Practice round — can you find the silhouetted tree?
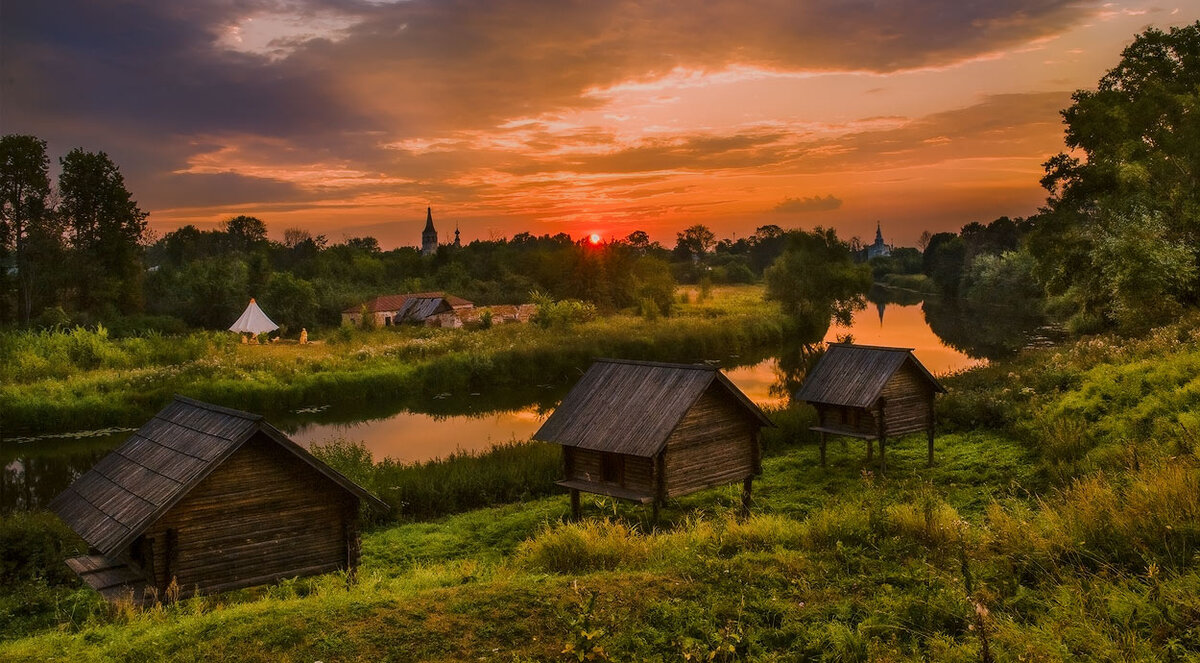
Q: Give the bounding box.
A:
[58,148,148,315]
[674,224,716,261]
[0,135,54,324]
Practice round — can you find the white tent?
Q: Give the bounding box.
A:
[229,298,279,335]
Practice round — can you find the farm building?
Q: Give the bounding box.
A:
[426,303,537,329]
[50,396,386,603]
[534,359,773,519]
[341,292,473,327]
[795,343,945,473]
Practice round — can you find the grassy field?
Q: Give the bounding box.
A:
[2,312,1199,660]
[0,286,786,435]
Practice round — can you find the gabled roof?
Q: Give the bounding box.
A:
[395,295,452,321]
[344,292,473,314]
[533,359,772,457]
[50,396,387,557]
[794,343,945,409]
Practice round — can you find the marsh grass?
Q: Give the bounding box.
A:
[311,437,562,520]
[1,286,788,433]
[6,301,1200,660]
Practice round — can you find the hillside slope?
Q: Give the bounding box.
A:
[3,317,1199,661]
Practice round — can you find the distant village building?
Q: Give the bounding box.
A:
[535,359,773,520]
[422,207,438,255]
[426,303,537,329]
[454,224,462,248]
[51,396,386,603]
[866,222,892,259]
[795,343,944,474]
[342,292,474,327]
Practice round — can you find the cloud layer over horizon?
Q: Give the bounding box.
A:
[4,0,1195,247]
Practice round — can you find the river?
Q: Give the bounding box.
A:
[0,293,1013,511]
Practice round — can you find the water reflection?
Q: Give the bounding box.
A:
[287,408,550,464]
[2,286,1050,511]
[835,299,986,375]
[2,434,125,512]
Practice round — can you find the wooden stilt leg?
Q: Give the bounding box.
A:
[867,439,874,462]
[927,428,935,467]
[741,477,753,518]
[570,488,580,520]
[651,498,660,525]
[879,436,887,476]
[819,432,827,467]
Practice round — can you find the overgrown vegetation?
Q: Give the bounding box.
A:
[4,310,1200,659]
[0,286,787,434]
[4,20,1200,662]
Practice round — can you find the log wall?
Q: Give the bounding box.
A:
[881,364,935,436]
[134,434,358,597]
[663,388,758,498]
[816,404,880,437]
[564,447,654,494]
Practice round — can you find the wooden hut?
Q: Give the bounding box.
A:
[50,396,387,603]
[341,292,473,327]
[795,343,945,474]
[534,359,773,519]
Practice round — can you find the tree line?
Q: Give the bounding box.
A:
[0,138,146,326]
[0,148,805,334]
[3,21,1197,337]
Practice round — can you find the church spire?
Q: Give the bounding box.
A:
[454,223,461,248]
[421,207,438,255]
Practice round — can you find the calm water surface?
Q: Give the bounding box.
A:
[287,300,982,461]
[1,297,994,510]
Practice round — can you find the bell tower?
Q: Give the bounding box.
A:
[421,207,438,255]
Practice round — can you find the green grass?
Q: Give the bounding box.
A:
[4,306,1200,660]
[0,286,787,434]
[311,437,563,521]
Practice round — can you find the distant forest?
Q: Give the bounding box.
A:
[2,22,1198,337]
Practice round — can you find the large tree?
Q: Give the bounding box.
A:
[764,228,872,341]
[58,148,148,314]
[1030,21,1200,332]
[0,135,54,324]
[674,224,716,262]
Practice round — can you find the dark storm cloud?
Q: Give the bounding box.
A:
[138,172,307,209]
[774,194,843,213]
[1,0,1097,211]
[2,1,370,139]
[312,0,1098,132]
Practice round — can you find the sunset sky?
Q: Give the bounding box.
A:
[4,1,1198,249]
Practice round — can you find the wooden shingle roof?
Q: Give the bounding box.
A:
[533,359,772,457]
[50,396,386,557]
[794,343,945,408]
[344,292,472,314]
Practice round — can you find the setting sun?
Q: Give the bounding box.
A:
[589,233,602,245]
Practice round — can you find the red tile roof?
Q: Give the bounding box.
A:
[344,292,473,314]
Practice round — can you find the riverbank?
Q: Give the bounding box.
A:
[3,313,1198,659]
[0,286,787,435]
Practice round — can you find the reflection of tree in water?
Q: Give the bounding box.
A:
[921,296,1047,360]
[768,314,833,401]
[1,438,119,512]
[868,283,926,308]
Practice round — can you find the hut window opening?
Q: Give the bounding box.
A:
[601,454,623,485]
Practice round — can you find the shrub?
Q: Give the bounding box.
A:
[516,520,652,573]
[530,292,597,329]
